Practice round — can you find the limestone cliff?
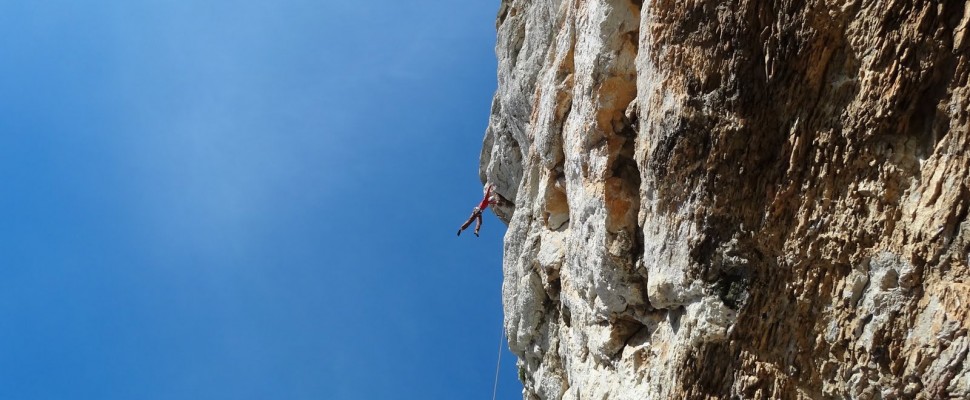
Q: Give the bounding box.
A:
[480,0,970,398]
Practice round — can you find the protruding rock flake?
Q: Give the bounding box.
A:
[482,0,970,399]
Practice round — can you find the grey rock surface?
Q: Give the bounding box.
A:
[482,0,970,399]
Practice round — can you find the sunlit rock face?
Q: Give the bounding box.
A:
[480,0,970,398]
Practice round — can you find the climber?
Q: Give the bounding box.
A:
[457,183,498,237]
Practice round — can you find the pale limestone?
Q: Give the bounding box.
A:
[482,0,970,398]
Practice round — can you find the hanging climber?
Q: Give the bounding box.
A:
[457,183,498,237]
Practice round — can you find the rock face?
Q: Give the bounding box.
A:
[480,0,970,398]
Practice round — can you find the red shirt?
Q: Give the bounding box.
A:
[477,186,494,210]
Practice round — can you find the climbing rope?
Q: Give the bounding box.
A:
[491,326,504,400]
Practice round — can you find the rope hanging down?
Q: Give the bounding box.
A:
[491,327,504,400]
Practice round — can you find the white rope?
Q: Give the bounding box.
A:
[491,326,505,400]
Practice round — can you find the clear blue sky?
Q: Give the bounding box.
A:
[0,1,520,399]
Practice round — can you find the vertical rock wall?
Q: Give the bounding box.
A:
[481,0,970,398]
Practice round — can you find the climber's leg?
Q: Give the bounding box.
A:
[474,212,483,236]
[458,208,481,236]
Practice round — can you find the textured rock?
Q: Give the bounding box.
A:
[481,0,970,398]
